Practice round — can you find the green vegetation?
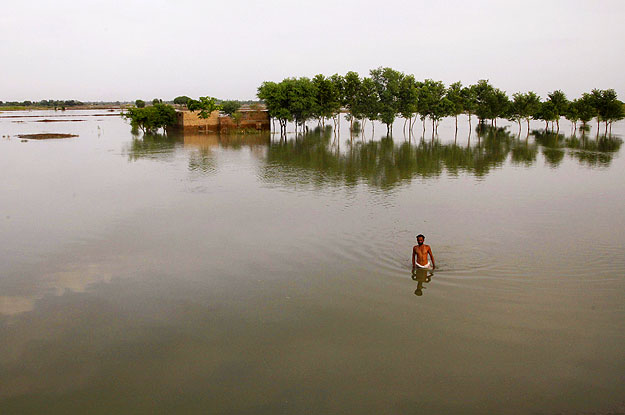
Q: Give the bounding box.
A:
[135,99,146,108]
[259,126,622,189]
[257,68,623,137]
[0,99,83,110]
[186,96,222,119]
[221,100,242,116]
[173,95,191,106]
[122,103,177,134]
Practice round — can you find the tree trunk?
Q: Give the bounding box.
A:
[556,118,560,133]
[455,115,458,131]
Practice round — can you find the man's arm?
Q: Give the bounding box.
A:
[412,246,416,268]
[428,247,435,269]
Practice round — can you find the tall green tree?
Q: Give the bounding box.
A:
[590,89,621,134]
[417,79,446,134]
[535,100,557,130]
[370,67,403,134]
[606,100,624,134]
[312,74,341,128]
[354,77,380,136]
[575,93,597,130]
[398,74,418,134]
[284,77,317,133]
[342,71,361,132]
[135,99,146,108]
[329,73,345,131]
[258,81,291,135]
[460,85,477,132]
[473,80,496,123]
[446,81,464,132]
[547,90,569,132]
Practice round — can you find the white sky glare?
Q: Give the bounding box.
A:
[1,0,624,102]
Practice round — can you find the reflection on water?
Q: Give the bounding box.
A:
[411,268,434,297]
[2,112,625,415]
[258,125,622,189]
[121,126,623,187]
[533,130,623,168]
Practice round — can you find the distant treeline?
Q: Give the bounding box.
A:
[257,68,625,136]
[0,99,84,109]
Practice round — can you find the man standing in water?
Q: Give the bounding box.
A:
[412,234,435,270]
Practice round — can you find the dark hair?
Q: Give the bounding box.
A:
[416,234,425,239]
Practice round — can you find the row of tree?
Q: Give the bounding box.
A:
[0,99,84,108]
[257,68,625,136]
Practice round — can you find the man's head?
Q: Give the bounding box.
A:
[416,234,425,245]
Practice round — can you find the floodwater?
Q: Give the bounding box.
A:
[1,110,624,415]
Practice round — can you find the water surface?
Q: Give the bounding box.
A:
[1,111,624,414]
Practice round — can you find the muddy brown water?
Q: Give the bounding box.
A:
[1,110,624,414]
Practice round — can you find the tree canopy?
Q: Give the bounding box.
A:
[256,68,622,136]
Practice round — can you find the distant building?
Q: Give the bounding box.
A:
[175,107,270,132]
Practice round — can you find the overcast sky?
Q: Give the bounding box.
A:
[1,0,624,102]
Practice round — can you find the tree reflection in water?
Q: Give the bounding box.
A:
[123,126,622,186]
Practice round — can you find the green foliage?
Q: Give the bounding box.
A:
[152,98,162,105]
[312,74,341,122]
[473,80,496,122]
[535,100,557,126]
[221,100,242,116]
[0,99,84,108]
[417,79,446,121]
[123,103,177,134]
[135,99,146,108]
[343,71,362,119]
[446,82,465,118]
[258,81,292,123]
[173,96,191,106]
[547,90,569,120]
[355,77,380,123]
[231,111,243,127]
[187,96,222,119]
[575,93,598,126]
[370,67,403,129]
[460,85,477,118]
[398,74,418,119]
[255,69,621,135]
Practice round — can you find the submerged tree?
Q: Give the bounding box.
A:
[123,103,177,134]
[312,74,341,128]
[547,90,569,132]
[398,74,418,134]
[461,85,477,132]
[354,77,380,135]
[446,82,464,132]
[343,71,362,132]
[370,67,403,134]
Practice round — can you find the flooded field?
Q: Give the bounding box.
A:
[1,110,624,414]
